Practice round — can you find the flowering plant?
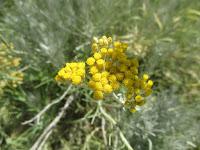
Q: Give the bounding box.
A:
[55,36,153,112]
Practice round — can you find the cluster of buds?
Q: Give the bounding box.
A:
[0,42,23,95]
[55,62,85,85]
[55,36,153,112]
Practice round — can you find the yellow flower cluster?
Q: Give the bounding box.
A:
[55,35,153,112]
[85,36,153,112]
[0,42,24,96]
[55,62,85,85]
[124,73,154,112]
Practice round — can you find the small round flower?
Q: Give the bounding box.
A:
[108,74,117,82]
[147,80,153,88]
[100,48,107,55]
[101,71,109,77]
[98,39,104,46]
[88,80,96,88]
[92,43,98,52]
[108,37,112,43]
[90,66,98,74]
[110,81,120,90]
[114,41,121,48]
[103,39,108,46]
[93,90,104,100]
[123,78,133,86]
[86,57,95,66]
[101,77,108,85]
[72,75,82,85]
[135,95,143,103]
[107,48,113,55]
[134,89,140,95]
[103,84,113,93]
[94,52,102,60]
[143,74,149,81]
[96,59,105,67]
[92,73,101,81]
[94,82,103,91]
[130,107,136,113]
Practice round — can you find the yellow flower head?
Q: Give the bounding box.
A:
[86,57,95,66]
[55,62,85,85]
[93,90,104,100]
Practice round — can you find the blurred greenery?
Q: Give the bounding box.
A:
[0,0,200,150]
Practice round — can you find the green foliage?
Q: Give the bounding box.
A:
[0,0,200,150]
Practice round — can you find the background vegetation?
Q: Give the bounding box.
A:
[0,0,200,150]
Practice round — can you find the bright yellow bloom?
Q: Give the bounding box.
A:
[92,73,101,81]
[100,48,107,55]
[86,57,95,66]
[103,84,113,93]
[107,37,112,43]
[55,62,85,85]
[92,43,98,52]
[143,74,149,81]
[98,39,104,46]
[130,107,137,113]
[72,75,82,85]
[101,77,108,85]
[110,81,120,90]
[93,90,104,100]
[96,59,105,67]
[147,80,153,88]
[135,95,143,103]
[101,71,109,77]
[94,82,103,91]
[90,66,99,74]
[94,52,102,60]
[107,48,113,55]
[88,80,96,88]
[108,74,117,82]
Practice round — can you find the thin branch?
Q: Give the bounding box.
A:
[119,130,134,150]
[22,84,72,125]
[98,102,134,150]
[30,95,74,150]
[37,130,52,150]
[82,128,99,150]
[148,138,153,150]
[113,131,118,150]
[99,102,116,125]
[91,104,100,124]
[101,118,107,146]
